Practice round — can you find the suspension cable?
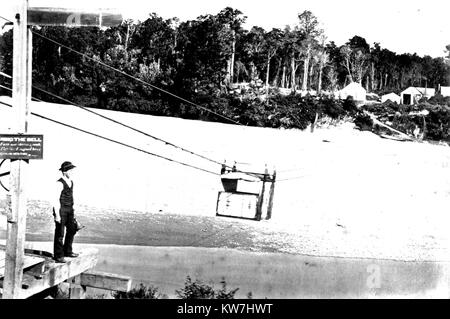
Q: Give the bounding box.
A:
[2,79,270,179]
[0,99,220,176]
[2,72,260,176]
[0,83,44,103]
[0,16,272,177]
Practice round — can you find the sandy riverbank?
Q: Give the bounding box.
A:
[1,240,447,299]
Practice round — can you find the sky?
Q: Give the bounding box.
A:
[0,0,449,58]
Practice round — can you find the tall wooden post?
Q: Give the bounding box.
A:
[256,166,268,221]
[3,0,31,299]
[266,169,276,220]
[69,275,87,299]
[0,3,122,300]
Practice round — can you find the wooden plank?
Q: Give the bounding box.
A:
[69,284,87,299]
[255,168,269,221]
[216,192,259,220]
[0,244,54,258]
[24,262,46,280]
[75,270,132,292]
[27,7,123,27]
[266,170,276,220]
[363,111,414,140]
[0,251,46,278]
[12,248,98,299]
[69,275,86,299]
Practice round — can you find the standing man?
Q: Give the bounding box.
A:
[53,161,79,263]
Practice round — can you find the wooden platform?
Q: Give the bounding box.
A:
[0,246,98,298]
[0,250,46,279]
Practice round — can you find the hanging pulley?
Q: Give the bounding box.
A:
[0,159,10,192]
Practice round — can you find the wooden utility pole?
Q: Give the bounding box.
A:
[255,166,269,221]
[266,170,276,220]
[3,0,31,299]
[1,2,122,299]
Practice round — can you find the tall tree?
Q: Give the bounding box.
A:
[132,14,175,69]
[281,26,302,92]
[242,26,266,82]
[325,41,346,89]
[296,11,322,91]
[369,42,382,92]
[262,28,283,93]
[315,40,329,95]
[217,7,247,85]
[176,15,231,94]
[340,36,370,85]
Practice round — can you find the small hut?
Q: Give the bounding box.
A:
[439,86,450,97]
[338,82,366,102]
[381,92,401,104]
[400,87,435,105]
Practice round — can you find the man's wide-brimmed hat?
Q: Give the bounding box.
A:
[59,161,76,172]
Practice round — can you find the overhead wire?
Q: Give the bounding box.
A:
[3,16,449,264]
[2,13,284,251]
[0,90,244,246]
[0,13,241,125]
[2,85,272,248]
[2,70,222,167]
[0,98,220,176]
[0,83,43,103]
[276,166,306,173]
[36,85,226,166]
[276,175,309,182]
[0,17,290,178]
[23,32,271,175]
[1,71,264,177]
[0,18,354,255]
[21,17,280,177]
[0,21,266,178]
[0,15,281,249]
[0,83,13,92]
[33,32,242,126]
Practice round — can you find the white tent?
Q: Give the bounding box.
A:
[440,86,450,97]
[400,87,435,105]
[381,93,401,104]
[338,82,366,101]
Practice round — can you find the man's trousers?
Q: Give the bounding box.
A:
[53,207,77,259]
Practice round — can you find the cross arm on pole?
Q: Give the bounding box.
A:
[27,7,123,27]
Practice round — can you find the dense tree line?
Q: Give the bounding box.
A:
[0,7,449,121]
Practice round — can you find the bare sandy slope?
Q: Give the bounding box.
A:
[1,96,449,263]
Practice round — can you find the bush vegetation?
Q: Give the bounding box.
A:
[40,276,243,299]
[175,276,239,299]
[112,283,166,299]
[87,276,243,299]
[359,98,450,143]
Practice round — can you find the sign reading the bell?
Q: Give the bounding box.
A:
[27,7,123,27]
[0,134,43,159]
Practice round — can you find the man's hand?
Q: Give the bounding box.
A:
[53,207,61,223]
